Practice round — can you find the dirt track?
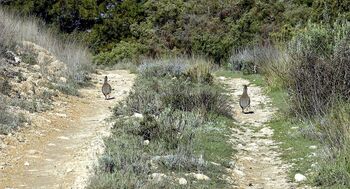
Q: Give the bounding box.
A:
[221,77,298,189]
[0,70,135,189]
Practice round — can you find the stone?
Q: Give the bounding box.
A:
[191,173,210,180]
[229,161,236,168]
[133,113,143,118]
[309,145,317,150]
[59,77,67,83]
[66,168,74,173]
[178,177,187,185]
[55,113,67,118]
[294,173,307,182]
[33,65,41,71]
[143,140,150,146]
[218,76,226,81]
[234,169,245,177]
[150,173,167,183]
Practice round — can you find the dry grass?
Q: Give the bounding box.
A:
[0,7,94,86]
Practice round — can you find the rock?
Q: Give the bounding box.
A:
[24,162,30,166]
[143,140,150,146]
[294,173,307,182]
[210,161,221,166]
[27,150,40,155]
[66,168,74,173]
[229,161,236,168]
[234,169,245,177]
[178,177,187,185]
[59,77,67,83]
[133,113,143,118]
[55,113,67,118]
[309,145,317,149]
[218,76,225,81]
[150,173,167,183]
[33,65,41,71]
[191,173,210,181]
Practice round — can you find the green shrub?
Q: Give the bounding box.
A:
[287,21,350,117]
[115,76,230,117]
[94,41,145,65]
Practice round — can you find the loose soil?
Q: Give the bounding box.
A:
[221,77,302,189]
[0,70,135,189]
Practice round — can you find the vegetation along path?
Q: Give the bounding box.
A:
[220,76,299,189]
[0,70,135,189]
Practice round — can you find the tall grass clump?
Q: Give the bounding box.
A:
[228,45,291,90]
[88,58,233,188]
[312,103,350,187]
[0,8,94,87]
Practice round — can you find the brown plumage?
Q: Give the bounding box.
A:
[102,76,112,100]
[239,85,250,113]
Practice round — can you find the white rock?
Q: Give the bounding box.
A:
[309,145,317,149]
[191,173,210,180]
[66,168,74,173]
[229,161,236,168]
[218,76,226,81]
[24,162,30,166]
[143,140,150,146]
[151,173,167,183]
[14,56,21,64]
[294,173,307,182]
[33,65,41,71]
[210,161,220,166]
[59,77,67,83]
[234,169,245,177]
[178,177,187,185]
[133,113,143,118]
[55,113,67,118]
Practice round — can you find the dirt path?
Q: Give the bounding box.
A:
[0,70,135,189]
[220,77,296,189]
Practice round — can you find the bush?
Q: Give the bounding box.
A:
[0,96,26,134]
[287,21,350,117]
[115,76,230,117]
[94,41,145,65]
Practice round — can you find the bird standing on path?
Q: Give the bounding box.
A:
[102,76,112,100]
[239,84,250,113]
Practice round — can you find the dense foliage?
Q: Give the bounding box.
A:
[2,0,349,64]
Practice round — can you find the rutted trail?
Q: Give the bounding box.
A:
[0,70,135,189]
[220,77,296,189]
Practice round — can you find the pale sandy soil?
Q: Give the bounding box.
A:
[220,76,311,189]
[0,70,135,189]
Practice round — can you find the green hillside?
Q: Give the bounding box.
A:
[2,0,349,64]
